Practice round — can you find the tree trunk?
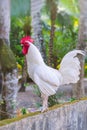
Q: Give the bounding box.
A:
[48,20,56,66]
[0,0,18,119]
[73,0,87,99]
[31,0,46,61]
[1,69,18,119]
[47,0,57,67]
[0,0,10,45]
[0,67,3,94]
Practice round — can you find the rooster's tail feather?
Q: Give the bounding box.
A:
[59,50,85,85]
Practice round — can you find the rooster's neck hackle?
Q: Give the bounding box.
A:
[26,44,44,65]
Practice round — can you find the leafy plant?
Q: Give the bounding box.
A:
[59,0,79,17]
[21,108,27,115]
[42,12,78,66]
[48,95,59,107]
[69,97,76,102]
[33,85,41,97]
[24,83,30,87]
[84,63,87,77]
[10,16,31,67]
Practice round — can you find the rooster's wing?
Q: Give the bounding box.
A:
[33,65,62,96]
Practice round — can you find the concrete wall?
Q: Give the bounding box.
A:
[0,100,87,130]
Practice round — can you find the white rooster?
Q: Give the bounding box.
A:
[20,36,84,112]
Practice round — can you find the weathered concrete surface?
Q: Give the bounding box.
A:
[0,100,87,130]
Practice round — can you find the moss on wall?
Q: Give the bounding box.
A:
[0,97,87,127]
[0,39,16,72]
[0,111,40,127]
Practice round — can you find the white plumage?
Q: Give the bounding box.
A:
[23,41,84,112]
[59,50,84,84]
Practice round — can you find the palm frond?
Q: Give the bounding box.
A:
[59,0,79,17]
[11,0,30,17]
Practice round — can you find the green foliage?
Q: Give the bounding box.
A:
[21,108,27,115]
[11,0,79,69]
[84,63,87,77]
[33,85,41,97]
[69,97,76,102]
[24,83,30,87]
[10,16,31,66]
[10,0,83,108]
[11,0,30,17]
[48,95,59,107]
[0,100,4,105]
[35,102,42,108]
[84,56,87,77]
[48,92,64,107]
[59,0,79,17]
[10,17,24,66]
[42,12,78,65]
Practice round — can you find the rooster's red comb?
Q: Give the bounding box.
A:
[20,36,34,44]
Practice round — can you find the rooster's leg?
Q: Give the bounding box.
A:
[41,93,48,112]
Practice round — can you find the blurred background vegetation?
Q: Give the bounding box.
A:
[10,0,87,77]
